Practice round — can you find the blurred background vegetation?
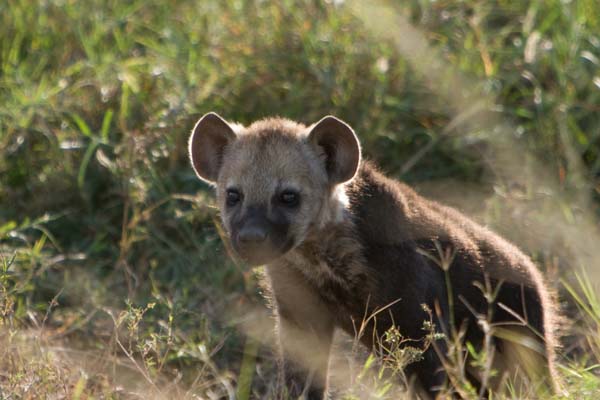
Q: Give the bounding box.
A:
[1,0,600,398]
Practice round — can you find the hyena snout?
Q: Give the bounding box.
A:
[230,206,293,265]
[238,223,267,244]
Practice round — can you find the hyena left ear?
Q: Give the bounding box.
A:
[189,112,236,184]
[308,116,361,184]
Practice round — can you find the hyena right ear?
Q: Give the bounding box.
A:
[189,112,236,184]
[308,116,361,184]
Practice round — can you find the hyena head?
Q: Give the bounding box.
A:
[189,112,361,265]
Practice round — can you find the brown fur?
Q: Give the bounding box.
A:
[189,113,560,399]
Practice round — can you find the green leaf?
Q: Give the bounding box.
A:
[100,109,114,141]
[71,113,93,138]
[77,139,99,190]
[0,221,17,237]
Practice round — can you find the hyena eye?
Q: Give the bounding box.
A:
[226,189,242,207]
[279,190,300,207]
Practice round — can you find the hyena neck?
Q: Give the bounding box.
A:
[291,183,355,255]
[315,183,351,228]
[281,190,373,296]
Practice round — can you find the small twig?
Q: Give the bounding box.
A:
[40,288,64,336]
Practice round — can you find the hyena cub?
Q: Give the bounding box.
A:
[189,113,559,398]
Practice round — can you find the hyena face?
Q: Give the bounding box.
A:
[189,113,360,265]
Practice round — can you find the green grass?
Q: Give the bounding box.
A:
[1,0,600,398]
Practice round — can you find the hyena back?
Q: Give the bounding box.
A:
[189,112,560,399]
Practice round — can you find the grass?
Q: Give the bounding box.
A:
[1,0,600,398]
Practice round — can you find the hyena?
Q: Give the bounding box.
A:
[188,113,560,399]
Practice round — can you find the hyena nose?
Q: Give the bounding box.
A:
[238,225,268,244]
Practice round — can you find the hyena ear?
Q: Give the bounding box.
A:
[189,112,236,184]
[307,116,361,184]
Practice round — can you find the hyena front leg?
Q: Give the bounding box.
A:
[277,314,334,400]
[268,265,334,400]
